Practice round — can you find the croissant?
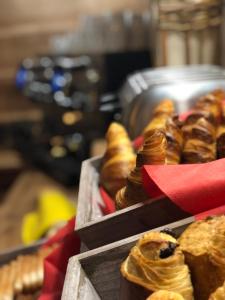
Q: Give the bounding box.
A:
[209,281,225,300]
[194,96,221,123]
[146,290,185,300]
[116,116,183,209]
[182,116,216,163]
[100,122,136,198]
[179,215,225,300]
[115,130,166,209]
[121,232,193,300]
[143,100,175,138]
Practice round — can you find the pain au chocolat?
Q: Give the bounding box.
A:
[100,122,136,198]
[179,215,225,300]
[182,92,222,163]
[116,116,183,210]
[121,231,193,300]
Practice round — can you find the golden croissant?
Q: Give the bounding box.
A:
[100,122,136,198]
[181,90,224,163]
[179,215,225,300]
[143,99,175,138]
[116,116,183,209]
[194,92,222,123]
[115,130,166,209]
[121,231,193,300]
[182,117,216,163]
[146,290,185,300]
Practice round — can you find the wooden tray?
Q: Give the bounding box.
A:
[63,217,194,300]
[76,156,190,250]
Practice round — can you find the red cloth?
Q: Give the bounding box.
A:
[142,158,225,215]
[39,218,80,300]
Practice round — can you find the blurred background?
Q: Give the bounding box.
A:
[0,0,224,251]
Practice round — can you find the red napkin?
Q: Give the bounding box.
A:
[142,158,225,215]
[39,217,80,300]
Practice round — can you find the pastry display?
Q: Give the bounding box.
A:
[0,245,56,300]
[100,122,136,198]
[179,215,225,300]
[121,231,193,300]
[116,116,183,209]
[98,89,225,211]
[146,290,185,300]
[121,215,225,300]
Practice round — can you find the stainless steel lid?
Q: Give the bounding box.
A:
[119,65,225,138]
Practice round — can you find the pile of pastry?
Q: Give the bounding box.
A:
[100,89,225,209]
[121,215,225,300]
[0,245,55,300]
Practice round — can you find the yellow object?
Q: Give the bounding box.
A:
[22,189,76,244]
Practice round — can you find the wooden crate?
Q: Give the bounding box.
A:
[76,156,190,250]
[63,217,194,300]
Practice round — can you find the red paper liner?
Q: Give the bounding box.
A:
[142,159,225,215]
[99,186,115,214]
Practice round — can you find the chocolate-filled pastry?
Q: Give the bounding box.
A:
[164,116,183,164]
[100,122,136,198]
[182,116,216,163]
[179,215,225,300]
[209,281,225,300]
[195,95,221,122]
[143,100,175,138]
[185,90,223,128]
[146,290,185,300]
[121,232,193,300]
